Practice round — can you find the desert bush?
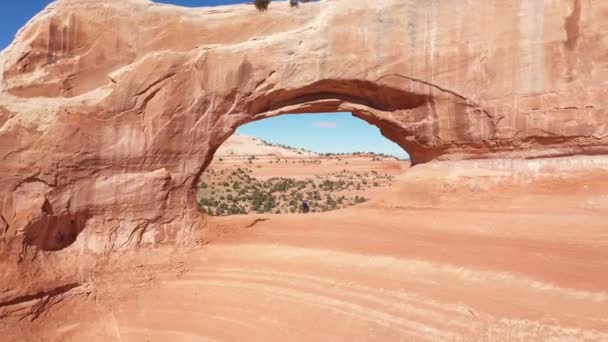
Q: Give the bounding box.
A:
[354,196,367,204]
[326,195,337,209]
[321,180,334,191]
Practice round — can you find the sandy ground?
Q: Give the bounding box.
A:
[38,207,608,341]
[4,157,608,341]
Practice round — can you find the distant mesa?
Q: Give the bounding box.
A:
[215,134,319,157]
[216,134,405,160]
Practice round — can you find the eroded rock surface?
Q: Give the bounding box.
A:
[0,0,607,334]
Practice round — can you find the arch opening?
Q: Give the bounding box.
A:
[227,77,467,167]
[196,112,410,217]
[190,77,448,194]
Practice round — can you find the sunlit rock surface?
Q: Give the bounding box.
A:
[0,0,607,340]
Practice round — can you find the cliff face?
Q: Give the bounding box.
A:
[0,0,607,258]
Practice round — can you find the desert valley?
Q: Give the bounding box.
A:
[198,134,409,215]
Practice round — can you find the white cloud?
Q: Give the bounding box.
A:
[311,121,337,129]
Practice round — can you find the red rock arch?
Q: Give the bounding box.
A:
[0,0,607,257]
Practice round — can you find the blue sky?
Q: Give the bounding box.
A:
[0,1,264,50]
[1,0,52,50]
[238,113,408,159]
[0,1,254,50]
[1,1,408,159]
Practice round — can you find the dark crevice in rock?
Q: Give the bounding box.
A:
[135,72,177,96]
[0,213,8,240]
[41,198,54,215]
[376,73,468,101]
[118,220,149,249]
[246,218,269,228]
[564,0,581,50]
[23,208,90,252]
[254,70,276,92]
[376,73,495,119]
[0,283,80,310]
[12,175,56,191]
[139,87,163,110]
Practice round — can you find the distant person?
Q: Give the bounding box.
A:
[302,199,310,214]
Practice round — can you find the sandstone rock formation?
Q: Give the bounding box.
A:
[0,0,607,331]
[3,155,608,341]
[214,133,318,157]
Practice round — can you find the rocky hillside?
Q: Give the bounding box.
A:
[215,134,318,157]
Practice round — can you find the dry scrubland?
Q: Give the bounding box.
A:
[198,136,409,215]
